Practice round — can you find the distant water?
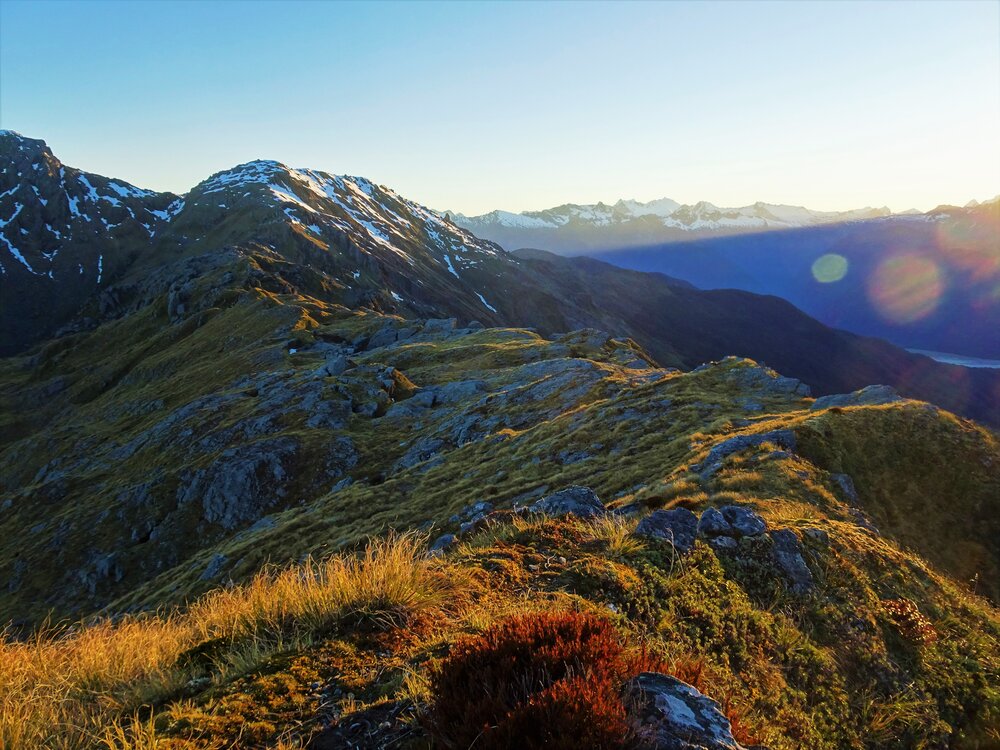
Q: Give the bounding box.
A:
[908,349,1000,369]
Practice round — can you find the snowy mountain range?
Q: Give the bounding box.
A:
[450,197,892,236]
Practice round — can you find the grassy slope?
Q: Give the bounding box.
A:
[1,292,999,747]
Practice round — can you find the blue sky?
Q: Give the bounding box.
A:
[1,0,997,214]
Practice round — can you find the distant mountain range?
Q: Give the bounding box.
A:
[448,197,894,251]
[449,195,1000,360]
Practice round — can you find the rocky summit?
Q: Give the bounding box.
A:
[1,134,999,749]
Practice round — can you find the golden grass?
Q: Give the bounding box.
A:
[0,532,473,750]
[582,514,645,558]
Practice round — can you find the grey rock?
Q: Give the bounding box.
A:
[177,437,297,530]
[810,385,902,410]
[770,529,814,594]
[532,486,607,518]
[200,553,228,581]
[409,389,437,408]
[423,318,457,334]
[331,477,353,493]
[612,501,646,518]
[726,361,811,399]
[831,473,860,504]
[316,354,348,378]
[709,535,738,551]
[433,379,486,404]
[849,508,880,535]
[367,326,398,349]
[721,506,767,537]
[635,508,699,553]
[803,527,830,546]
[697,507,732,537]
[692,429,796,477]
[629,672,748,750]
[509,359,604,407]
[395,437,445,471]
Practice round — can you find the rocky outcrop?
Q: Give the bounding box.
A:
[531,486,607,518]
[769,529,814,594]
[629,672,750,750]
[697,505,767,538]
[635,508,699,552]
[810,385,902,410]
[692,430,796,478]
[177,437,299,530]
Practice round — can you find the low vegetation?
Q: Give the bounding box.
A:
[3,506,999,749]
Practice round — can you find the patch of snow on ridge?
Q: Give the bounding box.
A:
[77,175,100,203]
[1,204,37,274]
[268,183,316,213]
[1,235,36,274]
[107,181,156,199]
[443,254,460,279]
[475,292,498,313]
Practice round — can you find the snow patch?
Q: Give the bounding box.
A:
[474,292,498,313]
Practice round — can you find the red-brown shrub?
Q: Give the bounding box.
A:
[882,598,938,644]
[426,611,635,749]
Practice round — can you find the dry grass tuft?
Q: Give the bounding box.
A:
[0,532,471,750]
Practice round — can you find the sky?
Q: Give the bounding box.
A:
[1,1,998,215]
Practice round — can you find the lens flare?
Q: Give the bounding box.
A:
[934,216,1000,281]
[867,254,944,323]
[812,253,849,283]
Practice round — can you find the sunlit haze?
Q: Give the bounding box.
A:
[1,0,997,214]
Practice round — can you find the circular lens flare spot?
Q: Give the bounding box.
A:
[812,253,849,283]
[868,254,944,323]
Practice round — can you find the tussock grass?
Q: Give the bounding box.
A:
[582,515,645,558]
[0,532,471,750]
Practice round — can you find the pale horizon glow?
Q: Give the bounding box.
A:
[1,0,998,215]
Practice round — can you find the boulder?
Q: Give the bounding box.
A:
[831,473,860,504]
[697,507,732,537]
[635,508,699,553]
[316,353,348,378]
[395,437,445,471]
[628,672,748,750]
[423,318,457,334]
[367,326,398,349]
[531,486,607,518]
[721,506,767,537]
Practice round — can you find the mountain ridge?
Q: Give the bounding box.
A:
[3,131,1000,427]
